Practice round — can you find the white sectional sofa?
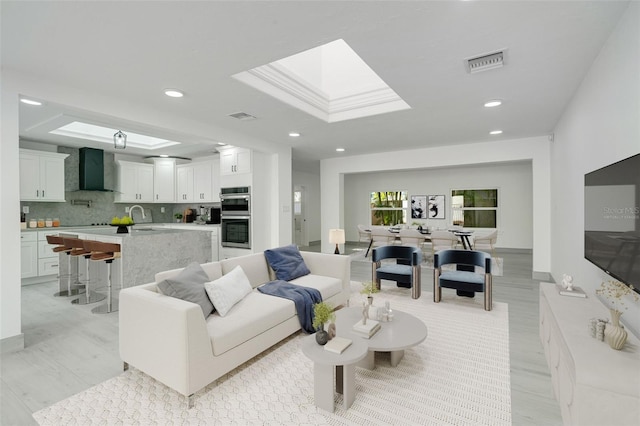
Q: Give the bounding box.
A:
[119,250,350,406]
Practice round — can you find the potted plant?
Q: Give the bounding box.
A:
[360,281,380,305]
[174,213,183,223]
[596,280,639,350]
[312,302,335,345]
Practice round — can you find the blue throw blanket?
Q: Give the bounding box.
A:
[257,280,322,333]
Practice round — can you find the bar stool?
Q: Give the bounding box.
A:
[64,237,106,306]
[46,235,83,297]
[85,240,122,314]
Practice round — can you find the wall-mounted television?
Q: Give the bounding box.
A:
[584,153,640,294]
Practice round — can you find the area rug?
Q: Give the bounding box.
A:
[33,283,511,425]
[349,249,504,277]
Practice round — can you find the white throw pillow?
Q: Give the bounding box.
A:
[204,265,253,317]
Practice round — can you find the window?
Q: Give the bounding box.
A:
[370,191,407,226]
[451,189,498,228]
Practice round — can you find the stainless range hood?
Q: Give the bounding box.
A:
[79,147,109,191]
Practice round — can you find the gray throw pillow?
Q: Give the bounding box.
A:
[157,262,214,317]
[264,244,311,281]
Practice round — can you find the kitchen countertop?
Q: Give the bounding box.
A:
[21,223,219,233]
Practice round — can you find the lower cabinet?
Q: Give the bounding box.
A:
[539,283,639,425]
[20,233,38,279]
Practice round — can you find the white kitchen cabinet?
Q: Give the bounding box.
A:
[176,164,195,202]
[152,158,176,202]
[19,149,69,202]
[20,232,38,278]
[220,147,251,175]
[115,161,154,202]
[176,160,216,202]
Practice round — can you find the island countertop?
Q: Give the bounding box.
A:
[54,226,213,289]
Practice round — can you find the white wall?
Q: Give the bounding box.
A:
[0,70,292,345]
[551,2,640,335]
[344,161,533,249]
[293,170,321,243]
[321,136,551,274]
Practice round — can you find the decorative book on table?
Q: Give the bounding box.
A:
[324,336,352,354]
[558,285,587,298]
[352,319,381,338]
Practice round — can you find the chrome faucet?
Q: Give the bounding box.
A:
[128,205,146,220]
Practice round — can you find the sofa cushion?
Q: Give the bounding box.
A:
[204,265,253,317]
[206,291,296,356]
[157,262,214,317]
[289,274,342,301]
[220,253,271,289]
[155,262,222,283]
[264,245,310,281]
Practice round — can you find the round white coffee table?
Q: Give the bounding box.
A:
[301,334,368,412]
[335,306,428,368]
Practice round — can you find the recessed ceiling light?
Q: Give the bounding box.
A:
[484,100,502,107]
[490,130,503,135]
[217,142,227,146]
[159,154,169,158]
[289,132,301,137]
[336,148,345,152]
[20,98,43,106]
[164,89,184,98]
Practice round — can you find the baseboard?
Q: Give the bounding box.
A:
[0,333,25,354]
[533,271,553,282]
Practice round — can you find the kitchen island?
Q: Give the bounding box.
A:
[55,227,212,297]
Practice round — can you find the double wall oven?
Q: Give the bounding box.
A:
[220,186,251,249]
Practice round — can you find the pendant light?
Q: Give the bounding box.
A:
[113,130,127,149]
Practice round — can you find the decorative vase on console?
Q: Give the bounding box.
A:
[604,309,627,350]
[596,279,639,351]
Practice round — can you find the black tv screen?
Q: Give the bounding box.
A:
[585,153,640,294]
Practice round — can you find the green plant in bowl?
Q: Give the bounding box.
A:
[312,302,335,331]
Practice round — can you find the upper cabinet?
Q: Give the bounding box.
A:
[176,159,219,202]
[19,149,69,202]
[114,161,154,203]
[152,158,176,203]
[220,147,251,175]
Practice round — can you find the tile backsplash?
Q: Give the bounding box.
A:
[20,146,219,227]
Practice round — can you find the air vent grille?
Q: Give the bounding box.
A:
[228,112,257,121]
[465,50,506,74]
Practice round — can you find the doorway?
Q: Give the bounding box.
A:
[293,186,308,246]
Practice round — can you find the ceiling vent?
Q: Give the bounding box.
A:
[228,112,257,121]
[465,49,506,74]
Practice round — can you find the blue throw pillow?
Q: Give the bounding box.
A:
[264,245,311,281]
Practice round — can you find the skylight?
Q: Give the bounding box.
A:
[50,122,180,150]
[232,39,410,123]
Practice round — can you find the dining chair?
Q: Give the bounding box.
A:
[473,229,498,258]
[429,230,457,259]
[356,224,372,249]
[365,226,397,257]
[399,229,427,260]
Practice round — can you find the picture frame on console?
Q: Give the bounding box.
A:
[411,195,427,219]
[428,195,445,219]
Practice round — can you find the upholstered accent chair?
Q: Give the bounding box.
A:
[372,245,422,299]
[433,249,493,311]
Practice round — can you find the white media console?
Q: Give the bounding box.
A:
[539,282,639,425]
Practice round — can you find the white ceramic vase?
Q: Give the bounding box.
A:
[605,309,627,350]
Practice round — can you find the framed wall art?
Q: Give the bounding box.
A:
[410,195,427,219]
[428,195,445,219]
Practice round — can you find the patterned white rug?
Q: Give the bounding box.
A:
[33,284,511,425]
